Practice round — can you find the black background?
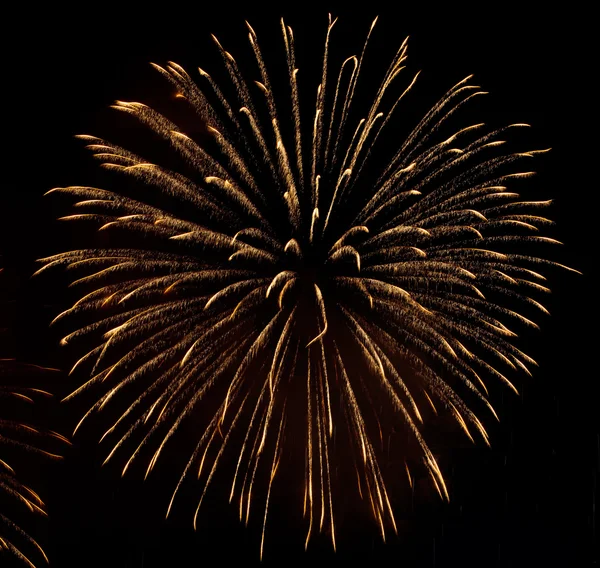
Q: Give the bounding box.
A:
[1,4,596,567]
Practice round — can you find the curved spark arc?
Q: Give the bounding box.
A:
[40,16,576,554]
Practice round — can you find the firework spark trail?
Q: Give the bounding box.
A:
[0,367,69,568]
[39,17,577,555]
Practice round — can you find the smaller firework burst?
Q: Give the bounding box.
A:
[0,361,70,568]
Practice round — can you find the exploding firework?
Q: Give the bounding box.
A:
[0,362,67,568]
[38,16,574,555]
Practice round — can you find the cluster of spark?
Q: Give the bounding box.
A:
[38,16,575,557]
[0,382,67,568]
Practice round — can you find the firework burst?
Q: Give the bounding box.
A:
[0,363,68,568]
[38,16,575,555]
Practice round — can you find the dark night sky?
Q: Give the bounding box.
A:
[1,4,596,567]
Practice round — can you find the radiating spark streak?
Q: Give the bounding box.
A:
[266,271,295,298]
[260,402,286,561]
[281,18,305,196]
[106,328,249,470]
[314,364,327,531]
[1,375,66,568]
[193,389,254,525]
[143,335,254,472]
[304,354,314,548]
[306,285,328,347]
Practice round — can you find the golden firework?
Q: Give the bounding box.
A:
[39,16,575,557]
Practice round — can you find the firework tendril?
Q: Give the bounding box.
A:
[39,16,575,556]
[0,365,68,568]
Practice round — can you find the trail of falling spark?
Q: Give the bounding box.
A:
[260,401,286,560]
[304,350,314,548]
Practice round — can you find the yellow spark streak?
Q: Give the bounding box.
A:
[267,308,296,397]
[0,459,15,474]
[260,405,286,561]
[330,225,369,253]
[405,461,413,488]
[310,208,319,243]
[323,167,353,231]
[304,356,314,548]
[266,271,295,298]
[449,402,474,443]
[278,278,296,309]
[284,238,302,256]
[318,341,334,437]
[306,284,328,347]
